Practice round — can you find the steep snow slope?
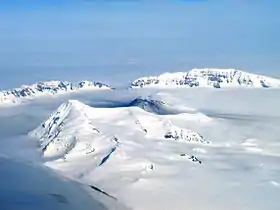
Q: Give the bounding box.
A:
[131,68,280,88]
[0,156,128,210]
[29,100,116,161]
[0,80,111,105]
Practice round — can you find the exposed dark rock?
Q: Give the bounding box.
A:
[180,154,202,164]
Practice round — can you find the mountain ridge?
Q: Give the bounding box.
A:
[28,99,116,161]
[131,68,280,88]
[29,100,104,159]
[1,68,280,105]
[0,80,112,105]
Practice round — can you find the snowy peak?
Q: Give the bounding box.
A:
[128,97,170,115]
[30,98,210,162]
[29,100,101,159]
[38,100,95,139]
[128,97,186,115]
[0,80,112,105]
[131,68,280,88]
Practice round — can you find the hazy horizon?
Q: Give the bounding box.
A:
[1,0,280,89]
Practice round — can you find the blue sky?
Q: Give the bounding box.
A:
[0,0,280,89]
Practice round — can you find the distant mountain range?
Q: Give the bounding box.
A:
[0,80,111,104]
[131,68,280,89]
[1,68,280,105]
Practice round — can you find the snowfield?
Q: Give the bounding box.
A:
[0,156,128,210]
[0,76,280,210]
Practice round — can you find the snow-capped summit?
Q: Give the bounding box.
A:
[131,68,280,89]
[128,97,171,115]
[0,80,112,105]
[127,97,197,116]
[27,98,212,209]
[29,100,112,160]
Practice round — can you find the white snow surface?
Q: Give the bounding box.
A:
[30,98,208,162]
[0,155,128,210]
[0,86,280,210]
[28,97,210,209]
[131,68,280,88]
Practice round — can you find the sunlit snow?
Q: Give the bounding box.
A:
[0,72,280,210]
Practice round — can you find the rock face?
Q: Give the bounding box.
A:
[0,80,111,104]
[127,97,192,115]
[164,125,210,144]
[130,68,280,89]
[128,98,170,115]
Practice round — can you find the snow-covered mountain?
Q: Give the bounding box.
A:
[28,99,208,208]
[29,100,116,160]
[30,99,207,160]
[128,97,182,115]
[131,68,280,88]
[0,80,111,105]
[4,88,280,210]
[2,68,279,106]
